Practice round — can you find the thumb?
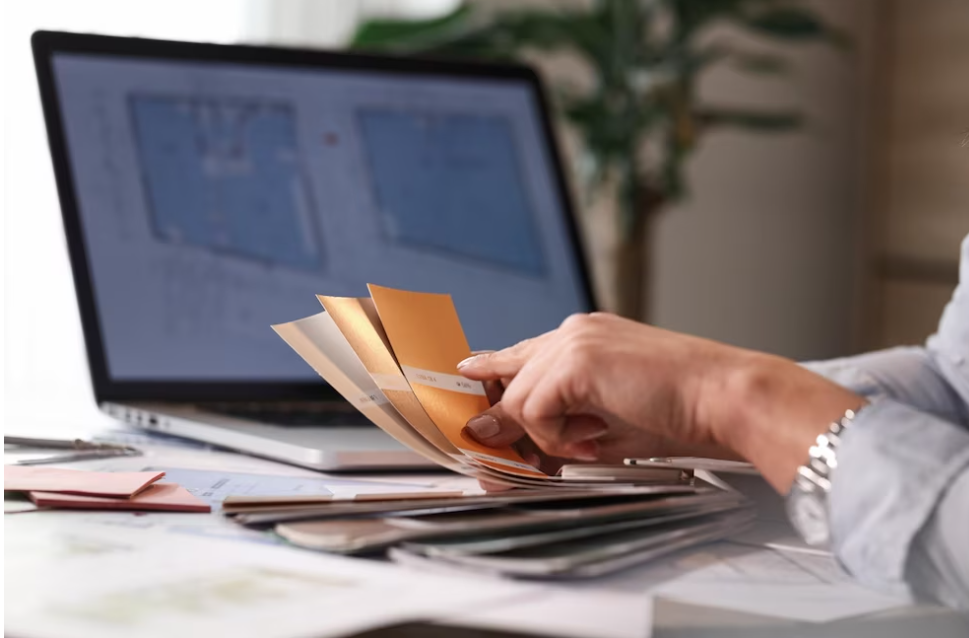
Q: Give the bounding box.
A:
[462,402,526,447]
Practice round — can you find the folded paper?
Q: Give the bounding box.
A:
[4,466,164,498]
[29,483,210,512]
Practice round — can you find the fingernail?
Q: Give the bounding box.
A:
[457,355,481,369]
[524,452,542,468]
[569,440,600,462]
[464,414,500,441]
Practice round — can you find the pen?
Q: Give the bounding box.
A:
[4,436,137,452]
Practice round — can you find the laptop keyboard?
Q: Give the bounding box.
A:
[200,403,373,427]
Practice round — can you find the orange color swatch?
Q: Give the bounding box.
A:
[317,295,462,458]
[368,285,546,479]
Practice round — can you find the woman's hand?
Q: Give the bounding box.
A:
[459,313,865,493]
[466,385,733,491]
[460,313,742,465]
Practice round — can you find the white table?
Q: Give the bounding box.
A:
[5,423,967,638]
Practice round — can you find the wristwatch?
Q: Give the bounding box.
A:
[786,406,865,547]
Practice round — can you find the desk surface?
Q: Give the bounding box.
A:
[5,422,967,638]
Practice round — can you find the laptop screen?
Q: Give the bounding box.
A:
[49,50,591,383]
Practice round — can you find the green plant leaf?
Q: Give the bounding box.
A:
[695,108,803,131]
[469,11,612,72]
[352,7,613,65]
[351,4,473,51]
[668,0,786,38]
[740,6,846,44]
[692,45,792,76]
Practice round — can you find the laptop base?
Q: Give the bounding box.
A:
[103,402,436,472]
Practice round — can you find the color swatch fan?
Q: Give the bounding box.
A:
[273,285,687,489]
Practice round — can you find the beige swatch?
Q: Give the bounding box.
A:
[317,296,461,458]
[272,312,457,469]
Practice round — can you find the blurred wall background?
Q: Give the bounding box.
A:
[647,0,874,362]
[2,0,966,426]
[865,0,969,349]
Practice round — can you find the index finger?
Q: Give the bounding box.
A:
[457,331,552,380]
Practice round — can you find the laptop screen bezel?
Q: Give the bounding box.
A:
[31,29,597,404]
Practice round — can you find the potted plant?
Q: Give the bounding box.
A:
[351,0,844,320]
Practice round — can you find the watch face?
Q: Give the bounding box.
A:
[788,490,830,547]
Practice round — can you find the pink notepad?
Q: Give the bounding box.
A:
[29,483,210,512]
[4,466,164,498]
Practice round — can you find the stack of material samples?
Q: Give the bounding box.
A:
[226,487,753,578]
[257,285,754,577]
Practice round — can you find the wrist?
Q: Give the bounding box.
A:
[701,352,866,492]
[703,351,785,457]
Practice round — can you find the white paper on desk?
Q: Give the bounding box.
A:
[631,471,910,623]
[143,467,336,511]
[5,495,40,513]
[451,588,654,638]
[4,515,542,638]
[631,541,910,623]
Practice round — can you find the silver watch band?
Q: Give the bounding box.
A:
[794,408,855,492]
[787,406,866,546]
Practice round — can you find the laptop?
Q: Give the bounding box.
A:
[31,31,596,471]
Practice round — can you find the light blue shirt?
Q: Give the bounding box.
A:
[806,235,969,611]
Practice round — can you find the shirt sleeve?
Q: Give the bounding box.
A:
[905,462,969,611]
[828,399,969,608]
[816,234,969,609]
[802,346,968,425]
